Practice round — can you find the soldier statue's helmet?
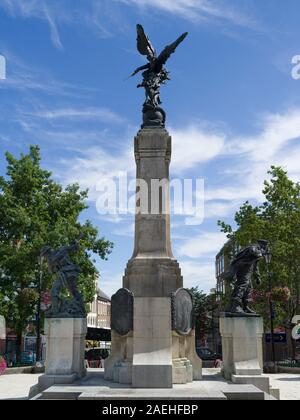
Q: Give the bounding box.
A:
[257,240,269,249]
[40,245,52,257]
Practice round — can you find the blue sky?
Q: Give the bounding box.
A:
[1,0,300,296]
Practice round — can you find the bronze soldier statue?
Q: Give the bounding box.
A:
[40,235,86,318]
[224,240,269,315]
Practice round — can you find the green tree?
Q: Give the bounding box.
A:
[218,166,300,336]
[0,146,113,359]
[189,287,217,342]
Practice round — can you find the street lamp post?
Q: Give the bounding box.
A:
[36,256,43,363]
[265,249,276,372]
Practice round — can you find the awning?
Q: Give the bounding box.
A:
[86,327,111,342]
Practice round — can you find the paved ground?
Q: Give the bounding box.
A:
[0,373,42,400]
[264,373,300,400]
[0,369,299,400]
[206,369,300,400]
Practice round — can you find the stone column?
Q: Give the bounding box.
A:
[123,128,183,298]
[106,127,202,388]
[127,128,181,388]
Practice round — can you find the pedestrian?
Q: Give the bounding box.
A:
[0,356,7,375]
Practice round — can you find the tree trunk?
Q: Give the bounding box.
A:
[286,327,295,360]
[16,329,22,363]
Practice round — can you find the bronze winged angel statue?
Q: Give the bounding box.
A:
[130,24,188,128]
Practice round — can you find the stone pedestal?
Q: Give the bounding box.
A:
[38,318,87,392]
[105,127,202,388]
[219,315,264,380]
[132,297,173,388]
[172,330,202,382]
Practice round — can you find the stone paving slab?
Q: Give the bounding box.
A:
[0,373,42,400]
[43,385,227,400]
[264,373,300,400]
[39,369,266,400]
[1,369,297,400]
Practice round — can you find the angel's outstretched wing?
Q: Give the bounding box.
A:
[157,32,188,67]
[129,63,150,78]
[136,24,156,62]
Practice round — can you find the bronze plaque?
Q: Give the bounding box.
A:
[171,288,194,335]
[111,288,134,336]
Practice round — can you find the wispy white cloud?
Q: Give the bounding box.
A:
[276,144,300,182]
[97,271,123,297]
[112,222,135,237]
[205,108,300,206]
[177,231,227,258]
[0,0,129,49]
[42,2,63,50]
[0,51,96,98]
[97,214,128,225]
[120,0,258,30]
[57,145,134,201]
[0,0,259,53]
[205,177,265,203]
[180,260,216,292]
[41,107,300,227]
[171,125,225,173]
[226,109,300,162]
[0,0,65,49]
[48,124,224,219]
[204,200,240,219]
[24,107,124,123]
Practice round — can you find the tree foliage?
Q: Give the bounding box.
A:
[0,146,113,343]
[189,287,217,341]
[218,166,300,328]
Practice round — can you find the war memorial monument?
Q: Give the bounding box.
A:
[30,25,279,400]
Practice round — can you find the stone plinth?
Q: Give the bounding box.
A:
[44,318,87,377]
[124,258,183,298]
[219,315,264,380]
[31,370,272,400]
[37,318,87,393]
[172,330,202,382]
[132,297,173,388]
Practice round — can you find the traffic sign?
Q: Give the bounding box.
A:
[265,333,287,344]
[292,325,300,341]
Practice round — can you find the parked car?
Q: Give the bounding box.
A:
[21,351,36,364]
[196,347,222,362]
[85,348,110,368]
[3,351,36,367]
